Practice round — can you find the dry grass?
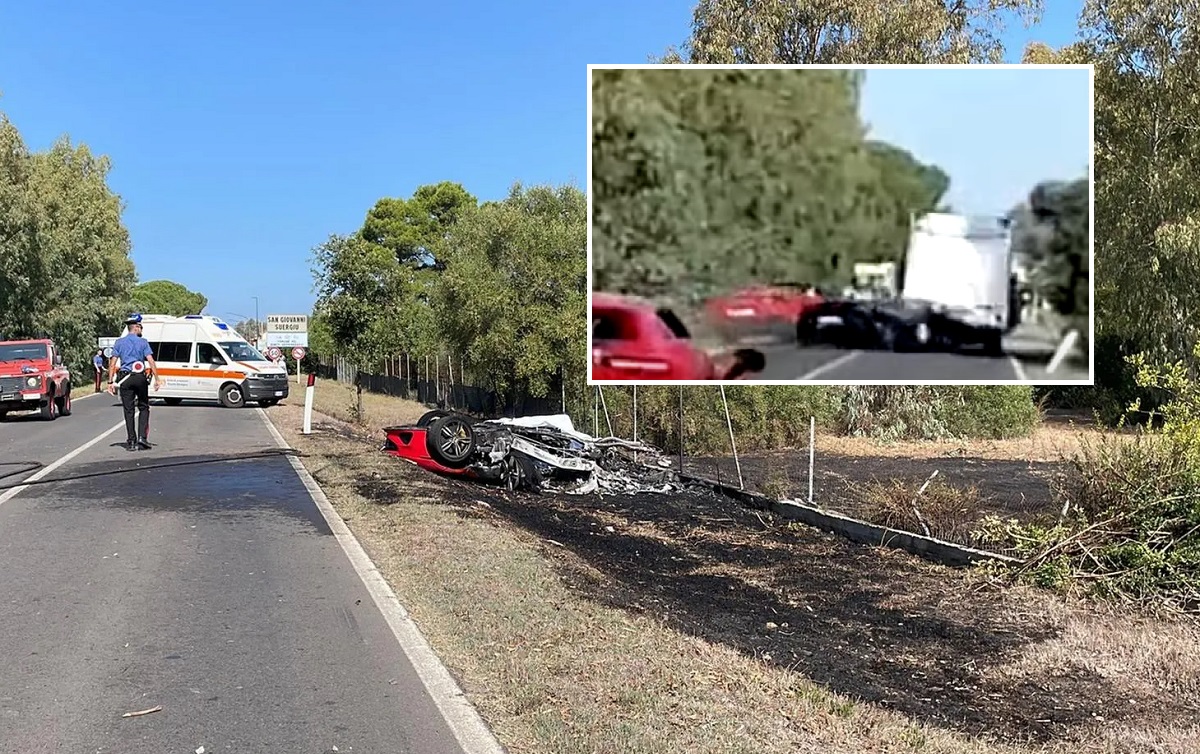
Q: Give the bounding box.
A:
[813,412,1127,463]
[306,378,427,434]
[261,381,1200,753]
[857,476,988,545]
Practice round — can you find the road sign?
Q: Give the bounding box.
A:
[266,314,308,333]
[262,331,308,348]
[102,347,114,358]
[267,346,282,360]
[291,347,306,360]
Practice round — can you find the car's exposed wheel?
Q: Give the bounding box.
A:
[40,393,57,421]
[218,382,245,408]
[417,409,450,427]
[164,397,183,406]
[426,414,476,468]
[500,452,542,492]
[57,385,72,416]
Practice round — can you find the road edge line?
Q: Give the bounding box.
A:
[0,420,125,507]
[255,408,508,754]
[797,351,861,380]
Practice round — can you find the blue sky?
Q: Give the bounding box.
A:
[0,1,1085,322]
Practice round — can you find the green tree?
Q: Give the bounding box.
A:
[361,181,477,268]
[310,232,423,417]
[1073,0,1200,366]
[129,279,208,316]
[1010,177,1090,330]
[592,67,889,303]
[433,183,587,400]
[658,0,1044,64]
[0,114,136,375]
[858,140,952,263]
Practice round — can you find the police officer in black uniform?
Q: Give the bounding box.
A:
[107,313,164,451]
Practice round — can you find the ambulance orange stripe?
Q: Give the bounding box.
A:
[155,367,247,379]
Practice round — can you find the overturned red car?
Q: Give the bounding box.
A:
[591,292,765,381]
[382,410,667,494]
[703,282,826,343]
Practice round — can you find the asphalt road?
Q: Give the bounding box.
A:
[747,324,1090,382]
[0,393,498,753]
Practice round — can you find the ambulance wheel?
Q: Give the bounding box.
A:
[163,398,183,406]
[426,414,476,468]
[56,385,72,417]
[219,382,245,408]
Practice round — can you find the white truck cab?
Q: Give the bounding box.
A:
[119,314,289,408]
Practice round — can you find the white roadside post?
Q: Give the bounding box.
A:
[303,372,316,434]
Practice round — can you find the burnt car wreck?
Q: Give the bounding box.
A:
[382,410,682,494]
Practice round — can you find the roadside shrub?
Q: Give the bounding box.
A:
[838,386,1038,441]
[936,385,1040,439]
[570,384,1038,452]
[980,345,1200,612]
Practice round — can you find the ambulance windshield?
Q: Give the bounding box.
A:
[217,341,267,362]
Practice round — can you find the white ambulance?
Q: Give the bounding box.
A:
[118,314,290,408]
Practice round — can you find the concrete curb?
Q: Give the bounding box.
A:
[675,470,1023,568]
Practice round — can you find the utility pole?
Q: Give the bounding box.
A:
[252,296,260,342]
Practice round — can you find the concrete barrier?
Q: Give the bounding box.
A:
[677,471,1023,568]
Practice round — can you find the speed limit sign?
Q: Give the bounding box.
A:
[267,346,282,360]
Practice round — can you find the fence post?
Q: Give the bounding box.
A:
[678,386,684,474]
[632,385,638,464]
[598,385,613,437]
[809,416,815,505]
[720,385,743,490]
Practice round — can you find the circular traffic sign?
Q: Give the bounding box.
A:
[267,346,282,360]
[291,347,306,360]
[103,347,113,358]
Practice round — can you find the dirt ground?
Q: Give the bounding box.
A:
[682,410,1118,545]
[263,385,1200,753]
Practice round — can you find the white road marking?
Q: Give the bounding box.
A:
[797,351,861,380]
[1008,356,1029,382]
[256,408,506,754]
[0,420,125,506]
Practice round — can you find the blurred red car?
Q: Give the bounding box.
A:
[704,283,826,341]
[591,292,765,381]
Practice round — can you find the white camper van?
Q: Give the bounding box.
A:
[899,212,1014,352]
[118,314,290,408]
